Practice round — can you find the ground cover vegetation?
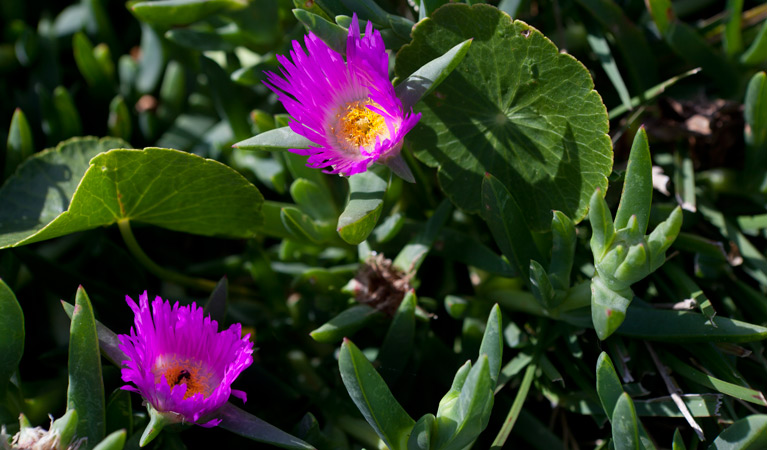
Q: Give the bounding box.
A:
[2,0,767,449]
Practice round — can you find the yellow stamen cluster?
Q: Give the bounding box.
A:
[332,100,388,151]
[154,355,216,400]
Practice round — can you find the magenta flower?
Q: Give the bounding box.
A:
[118,292,254,428]
[264,14,421,178]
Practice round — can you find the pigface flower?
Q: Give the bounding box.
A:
[118,292,254,431]
[264,14,421,180]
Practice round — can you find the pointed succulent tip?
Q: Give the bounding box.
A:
[384,154,415,183]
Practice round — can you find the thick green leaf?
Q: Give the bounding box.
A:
[158,60,186,121]
[108,96,132,142]
[293,9,347,55]
[596,352,623,421]
[589,189,614,260]
[395,4,612,231]
[408,414,435,450]
[0,279,23,398]
[614,128,652,234]
[0,146,264,248]
[200,56,251,141]
[548,211,576,290]
[591,275,631,341]
[530,260,557,309]
[378,290,417,383]
[337,165,389,245]
[67,286,106,449]
[393,199,451,273]
[92,430,127,450]
[673,428,686,450]
[105,389,133,437]
[394,38,472,110]
[339,339,415,450]
[281,206,328,244]
[73,32,114,94]
[617,304,767,344]
[662,354,767,406]
[371,213,405,243]
[61,301,126,366]
[434,355,493,450]
[4,108,34,180]
[708,415,767,450]
[634,394,722,417]
[741,21,767,66]
[612,392,640,450]
[290,178,337,223]
[310,305,382,343]
[129,0,246,27]
[435,227,514,277]
[136,24,165,95]
[219,403,317,450]
[645,0,673,35]
[478,304,503,387]
[744,72,767,168]
[480,172,543,282]
[723,0,744,56]
[51,409,79,450]
[166,28,237,52]
[53,86,83,140]
[438,361,472,416]
[234,126,314,152]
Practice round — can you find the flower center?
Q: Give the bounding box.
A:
[153,355,217,400]
[333,100,389,152]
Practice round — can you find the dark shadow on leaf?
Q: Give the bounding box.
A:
[349,190,386,201]
[0,159,73,235]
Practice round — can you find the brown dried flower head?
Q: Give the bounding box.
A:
[350,253,412,316]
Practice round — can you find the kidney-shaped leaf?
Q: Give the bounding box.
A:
[395,4,612,231]
[0,137,128,248]
[0,145,264,248]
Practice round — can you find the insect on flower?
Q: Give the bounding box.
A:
[117,292,254,431]
[264,14,421,181]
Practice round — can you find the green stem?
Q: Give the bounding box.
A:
[117,219,240,294]
[490,362,536,449]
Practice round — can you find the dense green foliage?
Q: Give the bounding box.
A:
[2,0,767,449]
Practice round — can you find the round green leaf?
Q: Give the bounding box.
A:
[395,4,612,231]
[0,141,264,248]
[0,136,129,249]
